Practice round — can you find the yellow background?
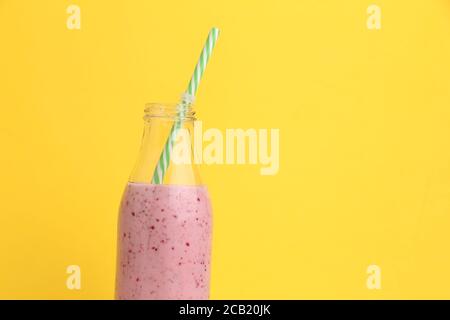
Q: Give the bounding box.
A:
[1,0,450,299]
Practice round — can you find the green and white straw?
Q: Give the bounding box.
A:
[151,27,220,184]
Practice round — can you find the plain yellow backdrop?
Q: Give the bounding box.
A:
[1,0,450,299]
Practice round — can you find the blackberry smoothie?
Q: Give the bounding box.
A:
[115,183,212,300]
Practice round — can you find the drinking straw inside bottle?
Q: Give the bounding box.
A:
[151,28,220,184]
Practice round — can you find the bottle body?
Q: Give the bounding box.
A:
[115,103,212,300]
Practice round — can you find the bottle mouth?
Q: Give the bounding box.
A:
[144,102,196,121]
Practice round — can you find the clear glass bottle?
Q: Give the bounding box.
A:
[115,103,212,300]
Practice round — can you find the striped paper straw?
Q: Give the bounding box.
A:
[151,28,220,184]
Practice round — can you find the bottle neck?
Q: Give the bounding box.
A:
[129,103,201,186]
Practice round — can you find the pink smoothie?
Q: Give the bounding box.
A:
[115,183,212,300]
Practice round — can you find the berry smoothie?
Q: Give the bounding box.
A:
[115,183,212,300]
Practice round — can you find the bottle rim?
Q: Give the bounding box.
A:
[144,102,196,121]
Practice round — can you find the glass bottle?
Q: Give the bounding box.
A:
[115,103,212,300]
